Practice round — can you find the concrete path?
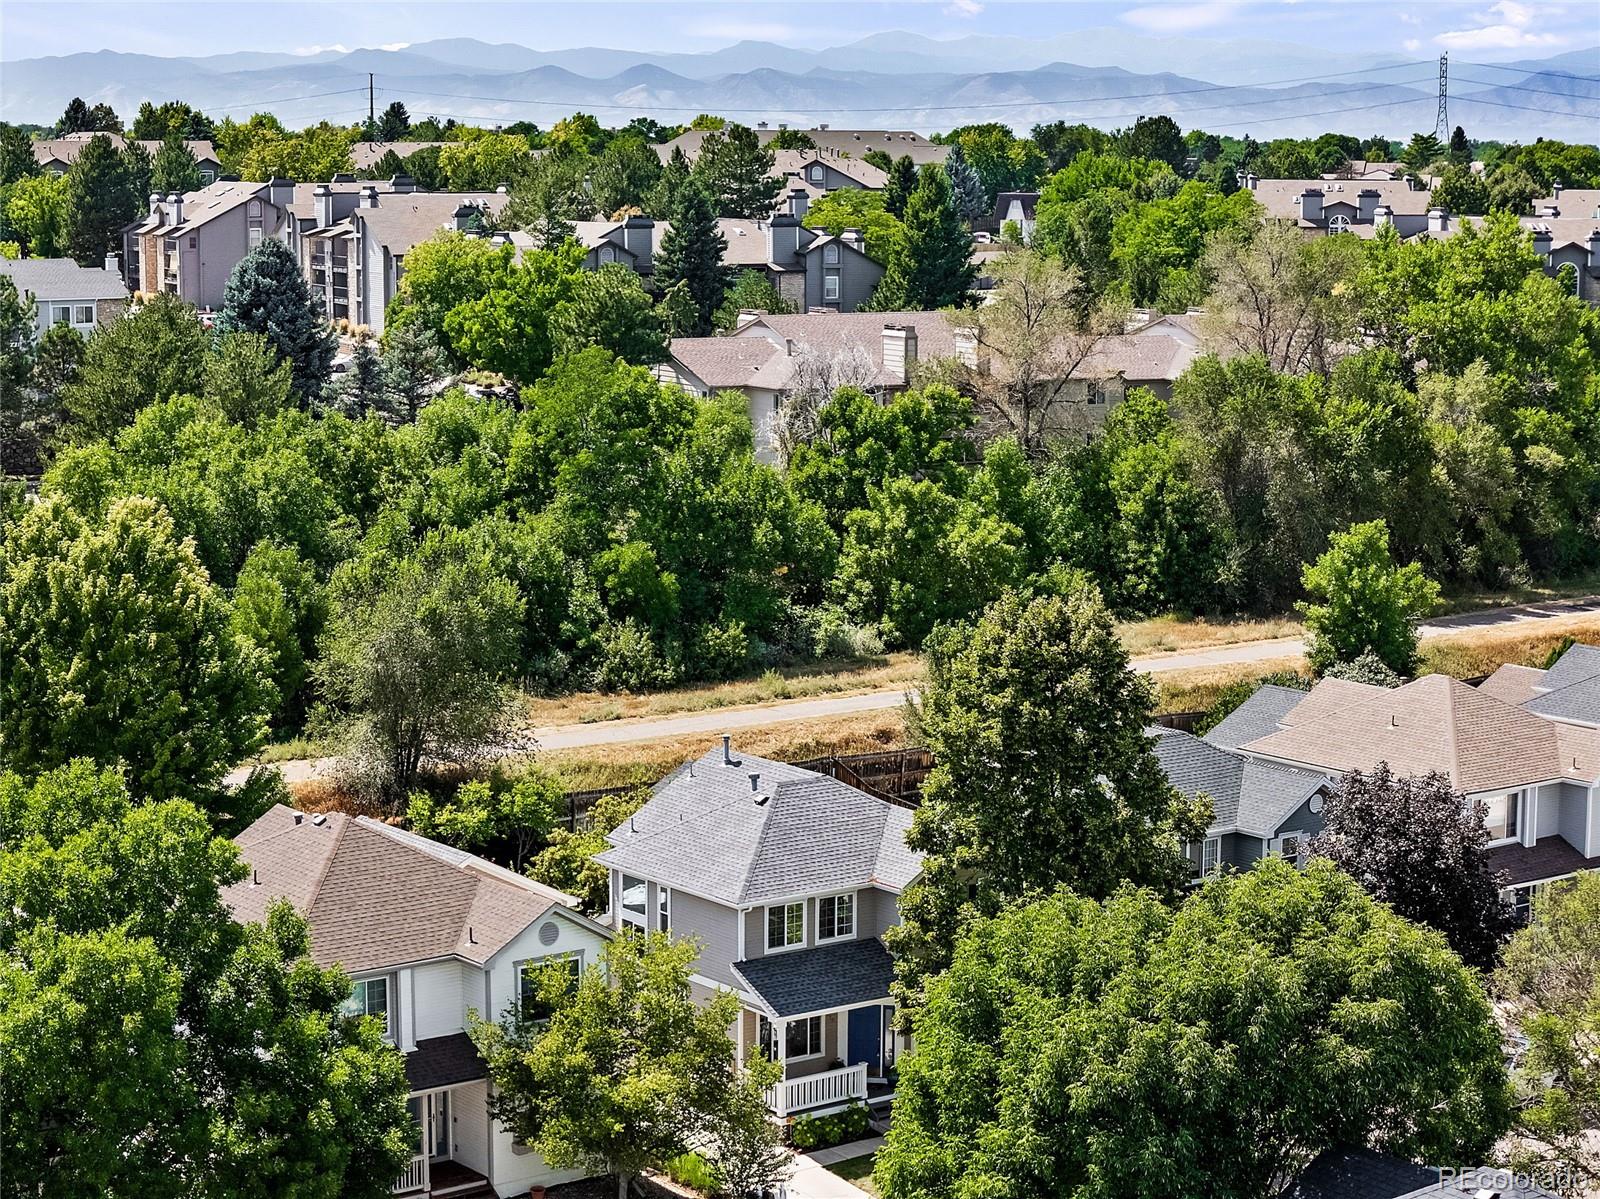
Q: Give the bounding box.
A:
[226,595,1600,784]
[786,1136,884,1199]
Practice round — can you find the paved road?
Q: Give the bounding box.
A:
[227,595,1600,783]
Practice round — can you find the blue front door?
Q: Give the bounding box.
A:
[847,1005,882,1074]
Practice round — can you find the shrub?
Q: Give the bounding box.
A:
[791,1101,871,1152]
[666,1151,718,1193]
[805,604,886,661]
[588,619,680,692]
[1322,649,1403,687]
[693,619,752,679]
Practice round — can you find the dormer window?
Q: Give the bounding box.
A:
[1327,214,1352,234]
[824,243,840,264]
[809,164,823,183]
[817,892,854,941]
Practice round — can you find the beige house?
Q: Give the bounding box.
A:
[34,132,221,182]
[121,179,293,309]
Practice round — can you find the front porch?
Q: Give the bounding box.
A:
[393,1034,495,1197]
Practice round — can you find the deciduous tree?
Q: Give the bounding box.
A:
[1299,518,1440,676]
[61,291,209,437]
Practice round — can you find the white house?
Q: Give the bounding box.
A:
[225,805,612,1198]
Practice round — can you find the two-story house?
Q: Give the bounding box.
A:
[595,739,923,1118]
[1212,663,1600,917]
[0,255,127,338]
[225,804,611,1198]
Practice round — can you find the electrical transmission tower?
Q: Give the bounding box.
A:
[1435,53,1449,141]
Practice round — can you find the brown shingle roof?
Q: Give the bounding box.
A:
[225,805,578,973]
[1478,663,1546,706]
[1249,178,1434,218]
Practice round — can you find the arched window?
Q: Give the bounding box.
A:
[1327,213,1352,234]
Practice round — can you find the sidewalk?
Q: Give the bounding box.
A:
[785,1136,884,1199]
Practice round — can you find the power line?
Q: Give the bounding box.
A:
[1452,60,1600,80]
[207,86,370,113]
[1453,93,1600,116]
[1450,72,1600,97]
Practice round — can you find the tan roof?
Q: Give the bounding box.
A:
[354,192,510,256]
[1072,332,1198,383]
[1421,214,1600,251]
[127,179,271,235]
[665,128,947,166]
[1536,190,1600,219]
[1478,663,1547,706]
[33,134,217,166]
[670,337,785,389]
[1248,178,1434,218]
[772,149,888,189]
[347,141,452,170]
[1243,673,1574,793]
[225,804,579,973]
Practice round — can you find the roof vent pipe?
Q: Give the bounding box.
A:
[722,734,733,765]
[293,812,304,825]
[750,773,761,792]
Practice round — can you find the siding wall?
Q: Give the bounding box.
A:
[411,960,469,1040]
[664,888,744,986]
[802,245,882,312]
[855,887,901,941]
[1556,781,1591,853]
[449,1078,491,1178]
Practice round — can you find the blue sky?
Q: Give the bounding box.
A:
[2,0,1593,61]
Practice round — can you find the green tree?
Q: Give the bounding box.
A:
[0,760,414,1198]
[1402,130,1446,172]
[1448,124,1471,164]
[230,539,325,730]
[942,141,986,224]
[872,164,975,310]
[715,268,795,328]
[801,186,904,262]
[472,931,772,1199]
[150,129,203,195]
[441,239,586,383]
[1498,873,1600,1195]
[438,132,531,191]
[551,262,667,365]
[5,172,70,257]
[203,330,294,426]
[130,100,215,141]
[691,122,782,218]
[654,183,726,336]
[218,237,336,400]
[323,338,386,418]
[1118,113,1188,171]
[63,132,135,265]
[590,136,663,216]
[1487,164,1541,214]
[878,859,1512,1199]
[1299,519,1441,676]
[529,789,647,913]
[314,531,523,803]
[238,121,354,183]
[406,769,561,871]
[1430,164,1491,215]
[0,121,40,186]
[945,122,1046,205]
[886,586,1204,1012]
[379,322,449,423]
[0,496,272,806]
[501,149,587,247]
[648,144,692,217]
[883,153,917,220]
[0,275,43,473]
[376,100,410,142]
[55,97,120,135]
[61,291,209,438]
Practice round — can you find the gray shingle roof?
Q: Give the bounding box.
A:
[595,744,923,905]
[1538,642,1600,690]
[733,937,895,1018]
[1284,1148,1558,1199]
[404,1033,486,1091]
[1151,728,1327,836]
[1202,684,1308,751]
[0,257,127,301]
[1525,672,1600,724]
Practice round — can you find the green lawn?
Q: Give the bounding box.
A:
[828,1152,881,1196]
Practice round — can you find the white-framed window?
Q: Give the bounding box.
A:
[1327,213,1352,234]
[200,169,215,184]
[823,242,840,264]
[817,892,854,941]
[1201,837,1221,877]
[518,952,583,1024]
[758,1014,823,1060]
[50,305,72,325]
[823,273,840,301]
[620,874,648,929]
[1483,791,1521,842]
[1275,832,1305,866]
[809,163,823,183]
[598,246,615,263]
[657,886,670,933]
[72,305,94,326]
[766,901,804,951]
[339,975,391,1037]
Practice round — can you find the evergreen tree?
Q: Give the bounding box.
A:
[654,183,726,337]
[380,323,449,423]
[55,97,93,135]
[648,144,692,217]
[872,163,976,311]
[361,148,405,182]
[121,139,153,215]
[883,154,917,220]
[1448,124,1471,164]
[217,238,335,401]
[151,131,202,195]
[63,133,135,266]
[943,141,986,224]
[691,123,783,218]
[0,122,39,187]
[1402,131,1446,171]
[377,100,410,142]
[322,339,387,419]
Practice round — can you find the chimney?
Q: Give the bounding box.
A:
[390,173,416,194]
[1244,171,1259,191]
[1531,224,1552,259]
[331,172,355,184]
[1427,206,1448,234]
[359,184,380,209]
[767,212,802,266]
[1589,227,1600,269]
[1296,187,1323,224]
[1538,204,1560,218]
[1373,203,1394,229]
[757,120,768,129]
[882,323,917,385]
[1553,181,1564,199]
[103,252,118,274]
[785,337,797,356]
[953,325,979,369]
[148,193,163,222]
[1357,188,1379,223]
[623,215,654,273]
[788,187,809,219]
[840,227,864,252]
[818,122,829,131]
[293,812,304,825]
[166,192,183,225]
[721,734,734,765]
[267,176,293,209]
[312,183,334,229]
[495,182,510,194]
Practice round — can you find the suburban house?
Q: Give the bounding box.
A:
[225,804,611,1199]
[33,132,222,182]
[1150,726,1332,879]
[1320,159,1411,182]
[1417,208,1600,304]
[985,191,1040,240]
[121,179,294,309]
[1242,174,1436,237]
[663,125,948,167]
[286,179,510,331]
[594,739,923,1119]
[0,255,128,337]
[1211,655,1600,917]
[566,192,885,313]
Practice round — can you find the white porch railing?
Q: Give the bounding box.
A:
[765,1062,868,1118]
[392,1153,428,1194]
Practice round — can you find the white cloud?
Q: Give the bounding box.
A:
[1403,37,1422,51]
[293,43,349,56]
[379,42,412,52]
[1398,11,1422,25]
[1435,0,1563,49]
[1121,2,1243,35]
[945,0,983,16]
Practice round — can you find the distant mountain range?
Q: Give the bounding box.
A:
[3,34,1595,141]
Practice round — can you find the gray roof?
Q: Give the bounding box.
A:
[404,1032,486,1091]
[353,192,510,257]
[1538,641,1600,690]
[1283,1148,1557,1199]
[1202,684,1308,751]
[1526,672,1600,725]
[1151,727,1327,836]
[0,257,127,302]
[732,937,895,1018]
[595,744,922,905]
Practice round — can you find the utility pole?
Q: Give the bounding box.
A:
[1435,53,1449,142]
[368,73,375,135]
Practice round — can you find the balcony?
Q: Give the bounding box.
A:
[764,1062,867,1118]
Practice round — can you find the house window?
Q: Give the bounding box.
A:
[823,243,840,264]
[1327,214,1352,234]
[339,976,391,1036]
[73,305,94,326]
[518,953,583,1024]
[620,875,648,929]
[766,901,804,951]
[1483,791,1521,842]
[1201,837,1221,876]
[823,273,840,301]
[787,1015,823,1059]
[598,246,615,263]
[657,886,670,933]
[1276,833,1305,866]
[200,169,215,184]
[809,164,823,183]
[50,305,72,325]
[817,893,854,941]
